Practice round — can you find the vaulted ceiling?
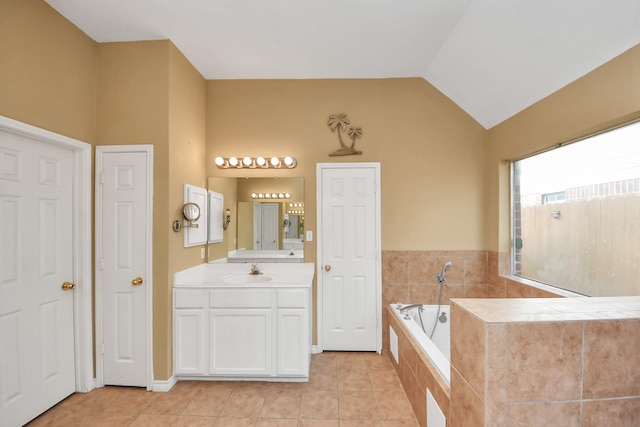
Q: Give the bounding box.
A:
[45,0,640,129]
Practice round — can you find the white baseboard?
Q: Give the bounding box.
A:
[152,376,177,392]
[312,345,321,354]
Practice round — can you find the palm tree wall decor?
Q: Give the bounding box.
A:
[327,113,364,156]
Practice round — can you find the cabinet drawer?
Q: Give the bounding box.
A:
[209,289,273,307]
[174,290,205,308]
[277,289,307,308]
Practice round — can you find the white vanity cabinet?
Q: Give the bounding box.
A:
[172,263,313,382]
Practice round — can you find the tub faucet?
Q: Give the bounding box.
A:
[399,304,423,314]
[250,262,262,275]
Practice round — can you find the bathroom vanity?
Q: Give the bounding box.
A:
[172,263,314,381]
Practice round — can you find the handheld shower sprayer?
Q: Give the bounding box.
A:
[437,261,452,284]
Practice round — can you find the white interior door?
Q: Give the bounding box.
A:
[97,147,152,388]
[261,203,279,250]
[0,132,76,426]
[253,202,279,250]
[318,163,381,351]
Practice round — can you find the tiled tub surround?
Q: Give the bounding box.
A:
[387,305,451,427]
[450,297,640,426]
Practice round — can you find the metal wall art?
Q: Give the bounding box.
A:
[327,113,364,156]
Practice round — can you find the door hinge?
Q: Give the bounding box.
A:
[99,258,104,270]
[100,342,104,355]
[99,172,104,184]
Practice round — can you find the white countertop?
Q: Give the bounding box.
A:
[227,249,304,260]
[173,262,315,288]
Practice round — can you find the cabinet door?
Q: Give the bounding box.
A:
[174,309,206,375]
[277,308,309,376]
[209,308,272,376]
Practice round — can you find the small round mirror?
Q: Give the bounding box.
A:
[182,202,200,222]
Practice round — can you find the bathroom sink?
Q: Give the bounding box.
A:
[223,274,273,284]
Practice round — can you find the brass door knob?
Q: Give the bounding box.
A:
[131,277,143,286]
[61,281,75,291]
[324,265,331,272]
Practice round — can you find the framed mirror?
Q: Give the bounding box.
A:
[207,177,304,262]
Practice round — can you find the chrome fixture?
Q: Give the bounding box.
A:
[401,304,425,320]
[250,262,262,275]
[438,312,448,323]
[436,261,452,284]
[223,208,231,230]
[251,192,292,199]
[215,156,297,169]
[182,202,200,228]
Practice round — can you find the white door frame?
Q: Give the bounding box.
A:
[0,115,93,393]
[95,145,154,390]
[316,162,382,353]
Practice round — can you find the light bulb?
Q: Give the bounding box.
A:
[215,157,225,166]
[256,157,266,166]
[284,156,293,166]
[243,156,252,166]
[270,157,280,167]
[278,193,284,198]
[258,193,264,198]
[271,193,277,198]
[285,193,291,198]
[229,157,238,166]
[251,193,257,198]
[265,193,271,198]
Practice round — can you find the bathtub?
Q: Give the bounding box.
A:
[390,304,451,386]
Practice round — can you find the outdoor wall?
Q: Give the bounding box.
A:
[521,196,640,296]
[485,45,640,258]
[0,0,97,143]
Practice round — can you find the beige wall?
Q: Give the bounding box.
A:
[485,45,640,253]
[206,79,487,261]
[97,40,207,380]
[0,0,97,143]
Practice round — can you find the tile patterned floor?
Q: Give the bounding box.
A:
[27,352,419,426]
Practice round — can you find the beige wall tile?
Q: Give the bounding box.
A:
[503,401,580,427]
[583,319,640,399]
[407,253,438,285]
[582,397,640,427]
[382,252,409,285]
[450,368,484,427]
[451,304,486,398]
[505,322,582,401]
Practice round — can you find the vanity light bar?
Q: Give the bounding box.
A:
[215,156,297,169]
[251,192,292,199]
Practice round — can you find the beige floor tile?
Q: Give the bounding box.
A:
[337,368,372,391]
[364,353,393,370]
[298,420,339,427]
[255,419,299,427]
[374,391,416,421]
[27,351,418,427]
[368,369,403,391]
[259,390,301,418]
[220,391,266,418]
[46,409,100,427]
[300,390,339,419]
[129,413,177,426]
[171,415,217,427]
[214,417,258,426]
[86,411,139,426]
[338,391,379,420]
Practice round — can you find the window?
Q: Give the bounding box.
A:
[511,120,640,296]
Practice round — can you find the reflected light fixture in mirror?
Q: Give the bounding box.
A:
[251,192,292,199]
[215,156,297,169]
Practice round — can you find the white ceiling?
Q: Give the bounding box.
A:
[45,0,640,129]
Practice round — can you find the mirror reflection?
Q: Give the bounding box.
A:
[207,177,304,263]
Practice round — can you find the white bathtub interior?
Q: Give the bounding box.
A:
[392,304,451,386]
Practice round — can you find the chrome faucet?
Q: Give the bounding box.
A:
[399,304,423,314]
[250,262,262,275]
